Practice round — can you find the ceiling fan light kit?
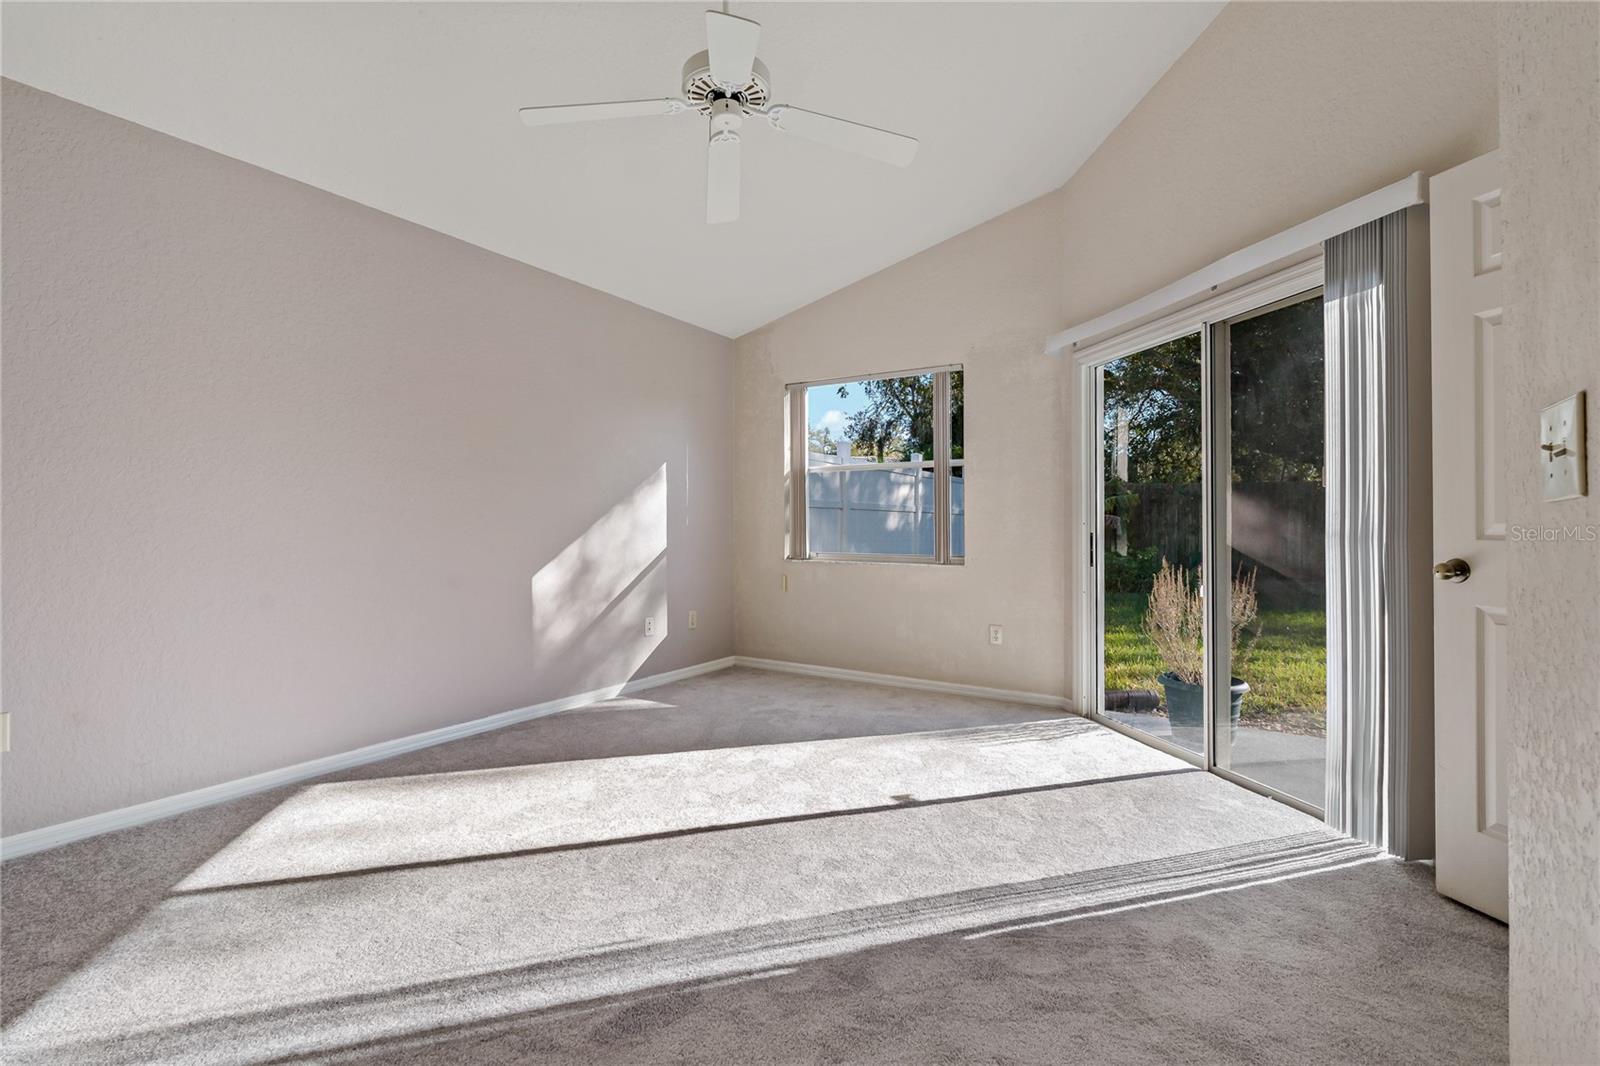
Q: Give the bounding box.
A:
[517,9,919,224]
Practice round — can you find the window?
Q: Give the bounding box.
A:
[788,366,964,563]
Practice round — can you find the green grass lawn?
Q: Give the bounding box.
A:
[1104,592,1326,721]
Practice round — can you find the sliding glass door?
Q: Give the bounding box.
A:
[1211,293,1328,808]
[1097,333,1206,758]
[1090,286,1328,813]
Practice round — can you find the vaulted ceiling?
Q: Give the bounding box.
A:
[2,2,1220,336]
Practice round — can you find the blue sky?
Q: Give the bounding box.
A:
[807,381,870,443]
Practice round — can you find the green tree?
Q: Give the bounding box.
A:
[1228,295,1324,483]
[1100,295,1323,485]
[1102,335,1203,484]
[836,371,963,461]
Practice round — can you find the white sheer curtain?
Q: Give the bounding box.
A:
[1323,210,1418,854]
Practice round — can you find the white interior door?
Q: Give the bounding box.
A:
[1429,151,1509,922]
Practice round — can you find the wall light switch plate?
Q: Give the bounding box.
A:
[0,711,9,753]
[1540,391,1587,501]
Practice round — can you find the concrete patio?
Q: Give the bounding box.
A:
[1104,711,1325,808]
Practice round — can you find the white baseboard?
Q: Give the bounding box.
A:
[1,653,1069,862]
[0,655,737,862]
[732,655,1074,713]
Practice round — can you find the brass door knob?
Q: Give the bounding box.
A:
[1434,558,1471,582]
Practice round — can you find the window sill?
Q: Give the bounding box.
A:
[787,555,965,567]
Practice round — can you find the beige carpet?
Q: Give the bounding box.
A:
[0,666,1507,1064]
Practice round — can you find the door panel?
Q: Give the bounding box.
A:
[1097,334,1206,758]
[1475,606,1510,842]
[1211,293,1329,810]
[1431,150,1509,921]
[1474,310,1507,539]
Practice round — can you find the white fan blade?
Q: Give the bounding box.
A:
[707,127,741,224]
[705,10,760,88]
[519,98,686,127]
[764,105,918,167]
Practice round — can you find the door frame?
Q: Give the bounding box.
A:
[1075,256,1326,815]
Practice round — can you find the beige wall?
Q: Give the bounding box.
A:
[734,189,1068,695]
[734,2,1500,703]
[5,12,1597,1051]
[1,80,735,836]
[1056,1,1500,327]
[1056,0,1499,709]
[1498,5,1600,1061]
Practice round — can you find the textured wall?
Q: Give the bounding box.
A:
[1,80,735,835]
[734,190,1068,696]
[733,2,1500,705]
[1498,6,1600,1061]
[1054,1,1500,327]
[1054,0,1499,719]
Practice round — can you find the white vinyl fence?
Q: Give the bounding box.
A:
[806,453,965,557]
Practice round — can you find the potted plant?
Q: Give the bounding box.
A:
[1142,559,1259,749]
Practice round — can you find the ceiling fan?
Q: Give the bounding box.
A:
[518,8,919,224]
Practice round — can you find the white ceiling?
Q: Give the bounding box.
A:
[2,2,1220,337]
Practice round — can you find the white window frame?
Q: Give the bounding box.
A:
[1075,255,1325,816]
[787,364,965,565]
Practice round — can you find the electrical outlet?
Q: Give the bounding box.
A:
[644,616,656,637]
[989,624,1004,646]
[688,609,698,630]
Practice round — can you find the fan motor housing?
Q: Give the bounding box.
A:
[681,50,770,114]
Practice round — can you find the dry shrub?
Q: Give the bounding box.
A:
[1142,559,1260,685]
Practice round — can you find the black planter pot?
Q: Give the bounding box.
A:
[1158,671,1249,750]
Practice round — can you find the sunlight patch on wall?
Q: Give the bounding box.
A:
[529,464,669,690]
